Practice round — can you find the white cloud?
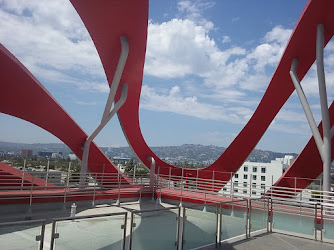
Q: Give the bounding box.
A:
[143,16,334,136]
[145,18,217,78]
[222,35,231,44]
[245,26,292,74]
[232,17,240,22]
[74,101,97,106]
[264,25,292,45]
[275,109,308,123]
[0,0,106,90]
[270,122,311,136]
[145,17,293,97]
[1,0,333,139]
[145,18,248,89]
[140,85,253,123]
[197,131,233,146]
[143,18,305,130]
[177,0,215,30]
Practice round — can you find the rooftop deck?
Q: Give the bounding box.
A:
[1,196,334,250]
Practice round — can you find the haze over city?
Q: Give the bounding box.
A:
[1,0,333,154]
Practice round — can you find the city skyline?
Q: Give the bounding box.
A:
[1,0,333,154]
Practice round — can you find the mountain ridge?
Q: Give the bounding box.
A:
[0,141,298,165]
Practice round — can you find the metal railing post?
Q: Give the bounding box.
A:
[158,184,162,204]
[212,170,215,193]
[269,198,273,232]
[138,175,143,203]
[21,158,26,189]
[266,198,270,232]
[196,168,199,190]
[249,174,252,197]
[204,181,207,206]
[50,221,57,250]
[92,173,97,207]
[101,163,105,185]
[181,207,186,250]
[215,204,218,248]
[315,203,318,241]
[321,204,323,242]
[119,213,127,250]
[176,207,182,250]
[230,172,233,197]
[157,166,160,189]
[45,160,50,188]
[39,221,46,250]
[129,212,134,250]
[63,162,71,208]
[218,203,222,247]
[29,176,34,207]
[25,175,34,219]
[180,169,184,207]
[156,166,161,204]
[133,164,136,183]
[169,167,172,189]
[116,171,121,206]
[246,199,250,238]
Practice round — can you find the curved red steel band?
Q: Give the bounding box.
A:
[71,0,334,189]
[0,162,54,187]
[0,44,129,185]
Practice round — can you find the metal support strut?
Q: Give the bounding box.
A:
[289,24,333,192]
[147,156,156,191]
[79,36,129,189]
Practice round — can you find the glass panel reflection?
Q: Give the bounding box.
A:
[131,208,179,250]
[183,204,217,250]
[323,218,334,241]
[273,205,314,237]
[250,200,268,233]
[221,201,247,240]
[53,214,126,250]
[0,220,44,250]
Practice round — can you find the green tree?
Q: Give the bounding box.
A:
[125,159,135,173]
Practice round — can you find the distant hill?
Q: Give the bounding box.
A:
[0,141,72,156]
[0,141,297,165]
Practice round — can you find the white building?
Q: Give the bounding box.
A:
[220,155,295,197]
[68,154,78,161]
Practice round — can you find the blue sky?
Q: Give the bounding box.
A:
[1,0,334,154]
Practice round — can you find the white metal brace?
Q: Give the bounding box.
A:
[147,156,156,190]
[289,24,333,192]
[79,36,129,189]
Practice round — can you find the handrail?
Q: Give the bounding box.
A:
[132,205,180,214]
[52,211,128,222]
[0,169,333,211]
[1,194,333,249]
[0,218,46,226]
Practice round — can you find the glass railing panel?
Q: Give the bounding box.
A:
[272,203,314,236]
[131,207,180,250]
[323,218,334,241]
[52,213,126,250]
[0,219,45,250]
[250,200,268,233]
[221,200,247,240]
[183,204,218,250]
